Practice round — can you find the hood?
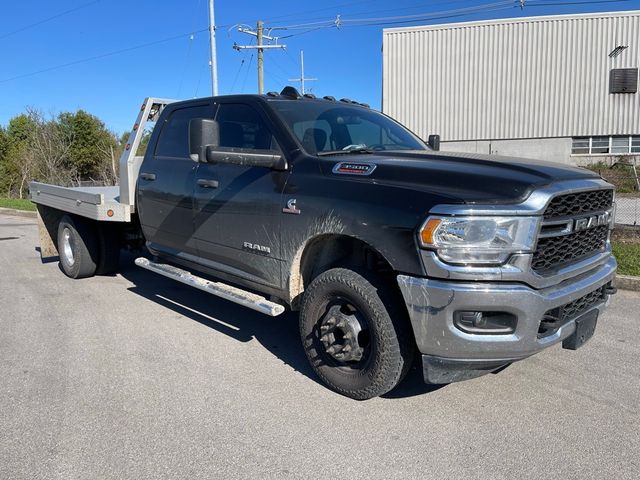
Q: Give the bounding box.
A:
[327,150,601,204]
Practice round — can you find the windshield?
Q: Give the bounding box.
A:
[268,100,427,155]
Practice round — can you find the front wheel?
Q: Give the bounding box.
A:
[299,268,414,400]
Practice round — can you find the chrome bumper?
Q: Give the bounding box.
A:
[397,256,617,362]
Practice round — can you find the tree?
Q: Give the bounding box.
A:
[1,114,36,197]
[0,127,11,196]
[1,107,125,197]
[57,110,117,182]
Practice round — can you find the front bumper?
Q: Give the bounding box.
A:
[397,256,617,383]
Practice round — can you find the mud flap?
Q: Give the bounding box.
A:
[36,205,62,259]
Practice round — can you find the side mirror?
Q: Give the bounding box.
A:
[206,147,286,170]
[428,134,440,151]
[189,118,219,162]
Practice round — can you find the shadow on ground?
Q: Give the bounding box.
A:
[115,253,445,399]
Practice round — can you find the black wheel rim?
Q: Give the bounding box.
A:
[316,298,372,370]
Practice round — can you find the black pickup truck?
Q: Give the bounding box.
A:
[31,87,618,399]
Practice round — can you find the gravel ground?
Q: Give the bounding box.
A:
[1,213,638,479]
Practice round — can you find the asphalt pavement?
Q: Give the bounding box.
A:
[1,212,638,479]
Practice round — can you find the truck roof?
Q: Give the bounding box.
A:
[170,86,371,109]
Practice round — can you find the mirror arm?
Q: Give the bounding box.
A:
[205,147,285,169]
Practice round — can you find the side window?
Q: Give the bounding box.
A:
[215,103,275,150]
[155,105,211,158]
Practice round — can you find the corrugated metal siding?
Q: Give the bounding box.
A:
[383,11,640,141]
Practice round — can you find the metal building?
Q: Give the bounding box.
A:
[382,10,640,165]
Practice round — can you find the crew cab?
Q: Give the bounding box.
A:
[31,87,617,399]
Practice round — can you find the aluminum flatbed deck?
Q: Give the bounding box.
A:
[30,183,132,222]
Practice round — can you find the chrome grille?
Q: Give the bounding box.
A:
[532,189,613,274]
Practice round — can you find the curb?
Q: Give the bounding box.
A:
[0,207,37,218]
[616,274,640,292]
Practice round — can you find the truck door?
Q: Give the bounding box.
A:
[137,102,213,257]
[193,102,287,289]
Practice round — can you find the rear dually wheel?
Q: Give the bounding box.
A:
[57,215,99,279]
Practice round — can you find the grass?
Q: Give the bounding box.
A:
[612,241,640,277]
[0,198,37,212]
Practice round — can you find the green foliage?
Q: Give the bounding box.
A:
[0,128,11,196]
[613,241,640,277]
[115,128,150,157]
[57,110,116,178]
[0,108,126,198]
[0,115,37,197]
[7,114,35,144]
[0,197,36,211]
[137,129,152,156]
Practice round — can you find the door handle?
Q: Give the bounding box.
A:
[197,179,219,189]
[140,172,156,181]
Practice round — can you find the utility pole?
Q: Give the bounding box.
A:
[234,21,286,94]
[208,0,218,96]
[257,20,264,95]
[288,50,317,94]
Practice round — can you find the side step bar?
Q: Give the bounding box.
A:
[134,257,285,317]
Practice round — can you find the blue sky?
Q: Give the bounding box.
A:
[1,0,637,133]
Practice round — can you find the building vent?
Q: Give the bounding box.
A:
[609,68,638,94]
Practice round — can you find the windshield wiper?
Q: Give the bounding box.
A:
[317,148,374,156]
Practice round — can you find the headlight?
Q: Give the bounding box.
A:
[419,216,540,265]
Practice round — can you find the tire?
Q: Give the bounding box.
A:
[57,215,99,279]
[299,267,415,400]
[96,224,121,275]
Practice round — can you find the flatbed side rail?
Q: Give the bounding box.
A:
[30,182,130,222]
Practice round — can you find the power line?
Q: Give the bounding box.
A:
[268,0,630,30]
[178,0,204,97]
[0,28,208,84]
[233,0,383,27]
[269,54,295,80]
[526,0,630,5]
[194,63,208,98]
[226,0,474,31]
[263,66,288,86]
[0,0,101,40]
[270,1,514,29]
[229,58,246,93]
[240,53,255,92]
[177,33,196,97]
